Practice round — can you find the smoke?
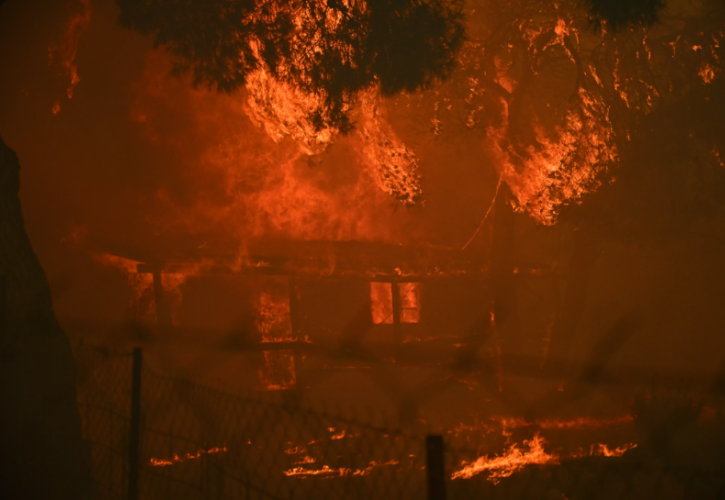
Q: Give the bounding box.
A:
[48,0,92,114]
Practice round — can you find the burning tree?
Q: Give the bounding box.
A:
[117,0,466,206]
[116,0,465,132]
[395,0,725,380]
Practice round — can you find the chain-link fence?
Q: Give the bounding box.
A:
[74,342,725,500]
[75,343,430,500]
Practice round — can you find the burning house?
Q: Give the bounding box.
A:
[96,183,572,424]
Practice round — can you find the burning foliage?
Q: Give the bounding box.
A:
[497,88,618,225]
[359,92,423,206]
[117,0,464,131]
[245,66,339,156]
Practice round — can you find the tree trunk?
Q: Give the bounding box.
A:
[490,182,516,328]
[489,182,516,390]
[0,136,89,499]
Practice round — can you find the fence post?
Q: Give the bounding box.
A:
[426,435,446,500]
[128,347,142,500]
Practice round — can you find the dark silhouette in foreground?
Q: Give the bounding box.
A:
[0,137,89,499]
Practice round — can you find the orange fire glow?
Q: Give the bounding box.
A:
[149,446,227,467]
[370,282,394,324]
[399,282,421,323]
[370,282,421,324]
[245,67,338,156]
[499,88,617,225]
[359,92,423,206]
[451,433,557,482]
[589,443,636,457]
[699,63,716,84]
[131,49,410,247]
[496,414,633,431]
[452,433,637,482]
[283,459,399,478]
[246,72,423,205]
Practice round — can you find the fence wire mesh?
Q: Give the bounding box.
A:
[74,342,725,500]
[75,344,133,499]
[74,343,427,500]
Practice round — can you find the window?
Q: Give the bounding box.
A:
[399,282,421,323]
[370,282,421,324]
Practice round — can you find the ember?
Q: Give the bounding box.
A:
[283,460,400,479]
[149,446,228,467]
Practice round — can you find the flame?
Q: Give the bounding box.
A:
[48,0,91,110]
[452,434,558,482]
[283,459,399,478]
[699,63,716,84]
[245,67,338,156]
[370,282,421,324]
[497,88,617,225]
[246,79,425,206]
[149,446,227,467]
[285,446,307,455]
[370,282,394,324]
[589,443,636,457]
[359,92,423,206]
[399,282,421,323]
[131,49,409,247]
[330,430,347,440]
[241,4,423,207]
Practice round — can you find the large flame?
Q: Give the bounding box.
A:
[358,92,423,206]
[131,50,410,247]
[245,67,338,156]
[498,89,618,225]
